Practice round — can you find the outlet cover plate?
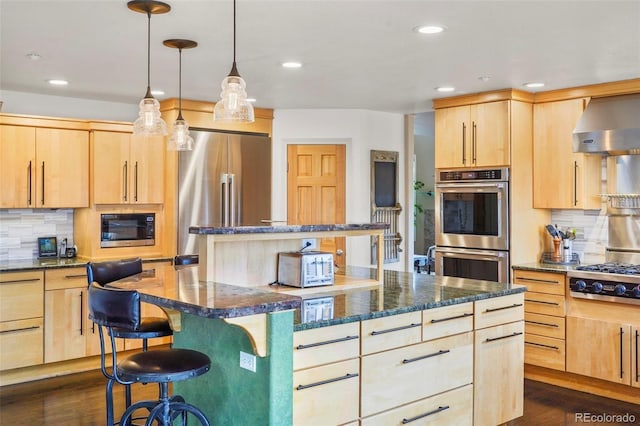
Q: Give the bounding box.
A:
[239,351,256,372]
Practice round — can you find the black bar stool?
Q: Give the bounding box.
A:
[88,283,211,426]
[86,258,173,425]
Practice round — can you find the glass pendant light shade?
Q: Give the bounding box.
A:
[134,95,168,136]
[213,70,255,122]
[168,117,194,150]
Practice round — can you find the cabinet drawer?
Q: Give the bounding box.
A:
[525,333,565,371]
[0,317,44,370]
[294,322,360,371]
[0,271,44,322]
[513,270,565,295]
[293,358,360,426]
[45,267,88,290]
[423,302,473,342]
[525,312,565,339]
[474,293,524,329]
[361,332,473,417]
[361,311,422,355]
[362,384,473,426]
[524,292,565,316]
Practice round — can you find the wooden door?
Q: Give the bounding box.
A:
[35,128,89,208]
[567,316,631,385]
[434,105,469,168]
[130,134,165,204]
[0,125,36,208]
[93,131,130,204]
[287,145,346,269]
[471,100,510,167]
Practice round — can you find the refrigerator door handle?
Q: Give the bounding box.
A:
[229,174,236,227]
[221,173,229,227]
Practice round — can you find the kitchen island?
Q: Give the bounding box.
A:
[109,263,526,425]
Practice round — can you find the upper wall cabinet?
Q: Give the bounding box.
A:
[0,124,89,208]
[92,130,164,204]
[435,100,510,169]
[532,98,601,209]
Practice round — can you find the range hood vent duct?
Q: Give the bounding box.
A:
[573,93,640,155]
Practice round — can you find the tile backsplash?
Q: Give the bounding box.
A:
[0,209,74,262]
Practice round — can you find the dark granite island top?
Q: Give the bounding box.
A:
[189,222,389,235]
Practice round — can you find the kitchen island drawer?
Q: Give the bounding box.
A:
[524,292,565,316]
[475,293,524,329]
[361,311,422,355]
[422,302,473,342]
[45,267,87,290]
[0,271,44,322]
[361,384,473,426]
[293,322,359,370]
[525,333,565,371]
[293,358,360,426]
[0,317,44,370]
[361,331,473,417]
[525,312,565,339]
[513,270,565,295]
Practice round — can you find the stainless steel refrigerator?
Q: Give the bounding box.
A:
[177,129,272,254]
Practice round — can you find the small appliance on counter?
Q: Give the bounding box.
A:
[277,251,334,288]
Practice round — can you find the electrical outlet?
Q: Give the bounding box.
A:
[239,351,256,372]
[302,238,317,250]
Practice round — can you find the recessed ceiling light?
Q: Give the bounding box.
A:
[150,89,165,96]
[246,98,256,103]
[436,86,455,92]
[415,25,446,34]
[282,62,302,69]
[47,79,68,86]
[26,52,41,61]
[478,76,491,82]
[524,82,545,88]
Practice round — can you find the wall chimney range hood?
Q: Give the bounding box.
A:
[573,93,640,155]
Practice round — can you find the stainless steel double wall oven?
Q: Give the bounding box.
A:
[435,167,510,282]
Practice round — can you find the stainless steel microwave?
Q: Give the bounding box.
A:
[100,213,155,248]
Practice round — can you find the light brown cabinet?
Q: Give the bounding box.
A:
[514,269,566,371]
[474,293,524,426]
[92,130,164,204]
[0,125,89,208]
[567,316,633,385]
[435,100,510,168]
[0,271,44,371]
[533,98,602,209]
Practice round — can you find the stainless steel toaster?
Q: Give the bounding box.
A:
[277,251,334,288]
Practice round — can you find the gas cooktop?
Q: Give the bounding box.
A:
[575,262,640,275]
[569,263,640,305]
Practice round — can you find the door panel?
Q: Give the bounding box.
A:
[288,145,346,268]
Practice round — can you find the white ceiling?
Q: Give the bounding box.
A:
[1,0,639,114]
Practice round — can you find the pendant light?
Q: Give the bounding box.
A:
[213,0,255,123]
[128,0,171,136]
[164,39,197,151]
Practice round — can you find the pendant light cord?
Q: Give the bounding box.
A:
[145,10,152,98]
[233,0,236,65]
[177,47,183,120]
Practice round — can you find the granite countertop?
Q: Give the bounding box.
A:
[0,256,173,273]
[106,264,526,331]
[512,262,578,274]
[189,222,389,235]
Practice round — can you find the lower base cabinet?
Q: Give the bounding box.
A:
[361,384,473,426]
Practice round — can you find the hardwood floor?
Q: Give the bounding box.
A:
[0,372,639,425]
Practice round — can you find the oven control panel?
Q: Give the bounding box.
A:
[437,167,508,182]
[569,276,640,304]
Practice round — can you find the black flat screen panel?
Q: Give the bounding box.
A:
[374,161,396,207]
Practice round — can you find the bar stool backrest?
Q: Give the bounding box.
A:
[88,283,141,330]
[86,258,143,287]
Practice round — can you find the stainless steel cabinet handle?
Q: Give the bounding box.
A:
[295,335,358,350]
[80,291,84,336]
[41,161,45,205]
[525,299,559,306]
[0,325,41,334]
[485,303,523,313]
[525,320,559,328]
[402,349,450,364]
[517,277,560,284]
[461,123,466,165]
[402,405,450,424]
[620,327,624,379]
[295,373,358,390]
[525,341,559,350]
[0,278,40,284]
[430,312,473,324]
[134,161,139,202]
[370,323,421,336]
[472,121,477,164]
[574,160,578,207]
[485,331,523,343]
[65,274,87,279]
[635,329,638,382]
[229,173,235,227]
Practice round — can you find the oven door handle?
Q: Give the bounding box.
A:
[435,182,507,190]
[438,250,507,261]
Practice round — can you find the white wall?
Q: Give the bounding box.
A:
[272,109,407,270]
